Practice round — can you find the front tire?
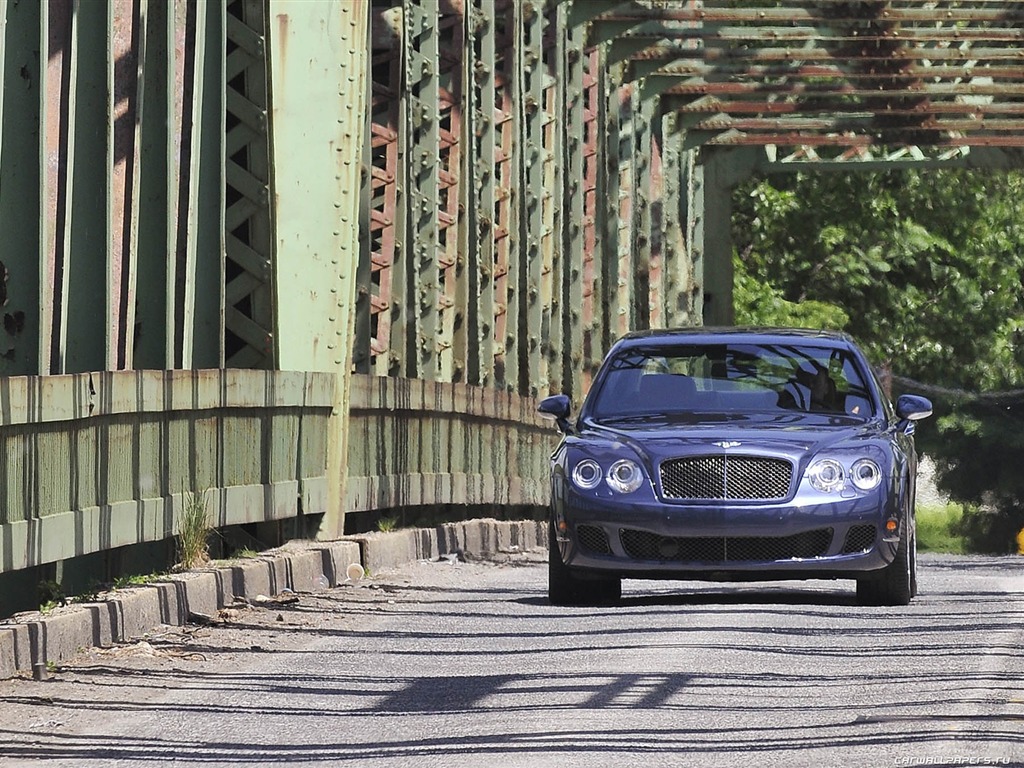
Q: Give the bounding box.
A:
[857,524,914,607]
[548,521,621,606]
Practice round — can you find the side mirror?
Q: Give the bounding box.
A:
[895,394,932,435]
[896,394,933,421]
[538,394,573,434]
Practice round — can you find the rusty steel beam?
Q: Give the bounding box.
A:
[464,0,495,389]
[539,4,563,397]
[614,80,636,338]
[596,1,1024,153]
[632,47,1024,65]
[492,0,518,392]
[660,114,699,328]
[404,0,442,382]
[580,47,601,390]
[641,63,1024,81]
[561,5,585,401]
[661,81,1024,98]
[519,0,544,397]
[595,8,1024,25]
[437,5,463,383]
[618,29,1024,45]
[690,116,1024,134]
[670,99,1024,117]
[704,132,1024,148]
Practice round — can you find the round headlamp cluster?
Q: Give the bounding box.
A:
[807,457,882,493]
[571,458,645,494]
[571,459,603,490]
[607,460,644,494]
[807,459,845,493]
[850,459,882,490]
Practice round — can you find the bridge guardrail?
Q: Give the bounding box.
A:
[0,369,334,574]
[345,374,555,514]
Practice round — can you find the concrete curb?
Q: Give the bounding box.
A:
[0,518,544,679]
[346,518,546,574]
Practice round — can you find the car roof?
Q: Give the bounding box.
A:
[612,326,858,349]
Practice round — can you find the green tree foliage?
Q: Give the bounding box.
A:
[732,169,1024,551]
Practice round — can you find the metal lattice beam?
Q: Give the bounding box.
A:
[224,0,274,369]
[581,0,1024,152]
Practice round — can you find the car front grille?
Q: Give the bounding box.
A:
[841,524,876,553]
[660,455,793,500]
[576,524,612,555]
[619,527,833,563]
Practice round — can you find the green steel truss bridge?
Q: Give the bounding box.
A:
[0,0,1021,598]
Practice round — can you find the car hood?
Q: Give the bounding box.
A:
[577,412,888,464]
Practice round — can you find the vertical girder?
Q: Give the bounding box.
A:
[539,5,562,397]
[580,47,602,387]
[465,0,497,389]
[0,0,227,376]
[519,0,544,397]
[404,0,442,381]
[561,2,585,399]
[614,79,636,338]
[266,0,369,537]
[492,0,518,391]
[661,113,701,328]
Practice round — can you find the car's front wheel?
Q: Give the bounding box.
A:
[548,521,621,606]
[856,523,914,607]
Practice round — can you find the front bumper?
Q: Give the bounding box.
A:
[553,489,900,580]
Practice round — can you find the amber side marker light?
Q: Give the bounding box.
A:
[558,520,568,533]
[885,518,898,533]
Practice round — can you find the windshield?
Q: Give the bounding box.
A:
[588,342,876,420]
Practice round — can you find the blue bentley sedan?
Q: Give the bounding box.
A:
[538,328,932,607]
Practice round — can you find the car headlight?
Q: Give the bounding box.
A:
[607,459,644,494]
[850,459,882,490]
[572,459,603,490]
[807,459,845,493]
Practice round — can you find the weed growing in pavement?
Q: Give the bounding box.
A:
[112,573,163,589]
[37,580,67,613]
[177,489,212,569]
[377,516,399,533]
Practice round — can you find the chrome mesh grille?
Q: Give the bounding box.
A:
[619,528,834,563]
[660,455,793,500]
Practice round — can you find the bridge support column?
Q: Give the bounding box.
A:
[266,0,368,539]
[698,148,760,326]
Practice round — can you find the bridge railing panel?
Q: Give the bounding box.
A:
[0,369,334,574]
[345,374,555,516]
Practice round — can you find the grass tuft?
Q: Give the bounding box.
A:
[376,515,399,533]
[177,490,212,570]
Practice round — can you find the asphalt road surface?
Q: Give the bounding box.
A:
[0,551,1022,768]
